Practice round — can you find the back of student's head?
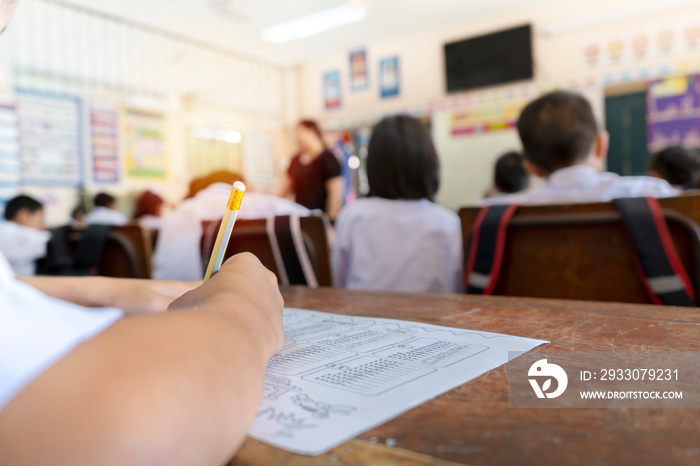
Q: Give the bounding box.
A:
[186,170,247,199]
[133,190,164,219]
[518,91,599,174]
[494,151,530,194]
[94,192,116,208]
[5,194,43,221]
[648,146,698,189]
[367,115,439,202]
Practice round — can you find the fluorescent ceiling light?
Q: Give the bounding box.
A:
[261,4,366,44]
[543,0,700,35]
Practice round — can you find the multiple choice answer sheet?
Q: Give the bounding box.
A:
[248,308,548,455]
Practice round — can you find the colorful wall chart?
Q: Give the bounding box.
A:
[450,93,529,137]
[0,104,20,205]
[124,108,167,179]
[17,90,82,187]
[349,49,369,91]
[379,56,400,99]
[90,105,120,183]
[323,71,342,109]
[646,75,700,152]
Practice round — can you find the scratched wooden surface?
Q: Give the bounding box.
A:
[229,287,700,466]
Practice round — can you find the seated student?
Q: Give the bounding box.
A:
[485,151,530,198]
[0,195,51,276]
[648,146,699,190]
[485,91,678,205]
[133,190,165,230]
[85,192,127,226]
[332,115,462,293]
[70,205,87,227]
[153,170,310,281]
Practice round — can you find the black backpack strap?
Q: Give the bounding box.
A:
[74,224,112,275]
[266,215,319,287]
[48,225,73,272]
[614,197,695,307]
[465,204,519,294]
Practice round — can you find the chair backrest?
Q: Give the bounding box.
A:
[201,214,333,287]
[459,194,700,304]
[45,224,153,278]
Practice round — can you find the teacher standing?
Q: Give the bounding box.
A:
[280,120,344,220]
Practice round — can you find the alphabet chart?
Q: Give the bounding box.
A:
[249,308,548,455]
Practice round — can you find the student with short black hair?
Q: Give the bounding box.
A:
[648,146,699,189]
[486,91,678,204]
[85,192,127,225]
[0,194,50,276]
[332,115,462,293]
[488,151,530,197]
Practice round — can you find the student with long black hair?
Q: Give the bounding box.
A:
[332,115,462,293]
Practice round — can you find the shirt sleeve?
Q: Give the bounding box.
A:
[0,257,122,411]
[323,151,342,181]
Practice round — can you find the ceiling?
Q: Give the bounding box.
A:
[56,0,539,66]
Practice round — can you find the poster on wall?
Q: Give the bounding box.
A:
[646,75,700,152]
[0,103,20,206]
[349,49,369,91]
[17,90,82,187]
[124,108,167,179]
[323,71,342,109]
[379,56,400,99]
[90,104,120,183]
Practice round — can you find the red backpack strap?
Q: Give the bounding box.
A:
[614,197,695,307]
[465,204,519,295]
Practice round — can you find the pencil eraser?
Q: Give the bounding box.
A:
[233,181,246,192]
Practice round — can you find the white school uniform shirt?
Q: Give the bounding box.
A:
[0,221,51,276]
[152,183,311,281]
[483,165,679,205]
[0,252,122,412]
[137,214,162,231]
[85,207,127,226]
[332,197,463,293]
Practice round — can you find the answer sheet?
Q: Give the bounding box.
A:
[249,308,548,455]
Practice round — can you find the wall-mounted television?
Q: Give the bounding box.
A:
[444,24,533,93]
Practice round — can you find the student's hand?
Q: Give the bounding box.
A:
[100,279,200,315]
[169,253,284,358]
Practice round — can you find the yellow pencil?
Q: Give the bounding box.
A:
[203,181,246,282]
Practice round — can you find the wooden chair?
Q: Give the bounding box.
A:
[201,214,333,287]
[44,224,153,279]
[459,194,700,305]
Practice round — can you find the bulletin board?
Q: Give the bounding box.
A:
[0,103,20,205]
[17,89,83,187]
[90,104,120,183]
[646,75,700,151]
[123,108,168,179]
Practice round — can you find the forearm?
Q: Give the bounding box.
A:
[325,177,344,220]
[0,303,273,466]
[20,276,110,307]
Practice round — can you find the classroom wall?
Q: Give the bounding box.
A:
[295,0,700,209]
[1,0,292,227]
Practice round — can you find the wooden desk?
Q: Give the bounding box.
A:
[230,288,700,466]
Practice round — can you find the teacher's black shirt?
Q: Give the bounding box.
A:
[287,150,342,211]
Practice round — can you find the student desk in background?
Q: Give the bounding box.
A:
[229,288,700,466]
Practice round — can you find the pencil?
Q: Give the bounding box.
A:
[203,181,246,282]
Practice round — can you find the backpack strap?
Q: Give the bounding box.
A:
[614,197,695,307]
[74,224,112,275]
[268,216,319,287]
[465,204,519,294]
